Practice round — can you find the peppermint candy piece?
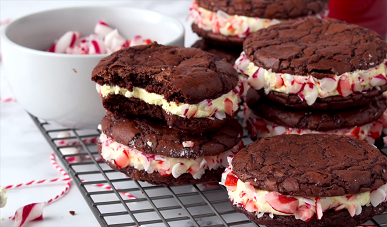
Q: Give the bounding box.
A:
[14,202,45,227]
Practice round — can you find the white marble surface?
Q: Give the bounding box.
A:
[0,1,199,226]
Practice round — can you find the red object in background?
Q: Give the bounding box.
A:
[328,0,387,40]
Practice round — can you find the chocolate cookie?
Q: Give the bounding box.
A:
[244,18,387,77]
[98,112,243,186]
[221,134,387,226]
[196,0,329,19]
[92,43,240,133]
[191,39,241,64]
[232,134,387,196]
[246,88,387,131]
[237,18,387,109]
[101,112,243,158]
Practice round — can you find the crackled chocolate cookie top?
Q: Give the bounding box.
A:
[92,43,238,104]
[246,88,387,131]
[191,39,242,64]
[232,134,387,197]
[243,18,387,78]
[196,0,328,19]
[101,112,243,158]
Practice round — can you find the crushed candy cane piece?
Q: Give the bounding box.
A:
[47,20,152,55]
[370,188,387,207]
[13,202,45,227]
[182,141,195,148]
[172,163,188,178]
[94,20,113,37]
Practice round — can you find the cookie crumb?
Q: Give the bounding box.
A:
[178,213,181,215]
[69,211,75,215]
[73,68,77,73]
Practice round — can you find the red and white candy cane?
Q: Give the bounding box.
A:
[56,132,103,162]
[94,184,136,199]
[3,177,70,190]
[50,153,68,178]
[4,152,136,226]
[6,154,72,224]
[50,153,135,199]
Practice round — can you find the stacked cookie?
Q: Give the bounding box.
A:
[221,134,387,226]
[92,43,244,186]
[189,0,329,64]
[234,18,387,144]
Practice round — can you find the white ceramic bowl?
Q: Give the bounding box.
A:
[1,6,185,129]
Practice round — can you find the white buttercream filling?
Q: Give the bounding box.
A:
[98,84,239,120]
[221,164,387,220]
[235,51,387,106]
[100,133,241,179]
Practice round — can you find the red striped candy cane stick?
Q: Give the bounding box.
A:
[46,180,71,205]
[51,153,136,199]
[94,183,136,199]
[50,153,68,177]
[7,154,72,221]
[3,177,70,190]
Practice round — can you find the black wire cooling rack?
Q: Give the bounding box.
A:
[29,113,386,227]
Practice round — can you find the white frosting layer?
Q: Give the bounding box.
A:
[246,110,386,145]
[98,84,239,120]
[221,164,387,220]
[100,133,241,179]
[189,1,280,38]
[235,52,387,106]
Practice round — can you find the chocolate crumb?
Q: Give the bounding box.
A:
[72,68,77,73]
[69,211,75,215]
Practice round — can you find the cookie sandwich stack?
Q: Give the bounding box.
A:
[234,18,387,144]
[221,134,387,226]
[91,43,244,186]
[188,0,329,64]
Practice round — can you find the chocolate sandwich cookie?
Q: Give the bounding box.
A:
[245,88,387,143]
[235,18,387,109]
[191,39,241,64]
[92,43,240,133]
[189,0,328,46]
[221,134,387,226]
[247,88,387,131]
[98,112,243,186]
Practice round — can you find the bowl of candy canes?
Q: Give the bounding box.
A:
[1,6,185,129]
